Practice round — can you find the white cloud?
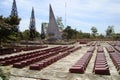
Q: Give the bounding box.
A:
[0,0,120,33]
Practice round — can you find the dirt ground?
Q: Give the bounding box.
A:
[1,42,120,80]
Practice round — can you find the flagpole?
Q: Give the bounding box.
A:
[65,2,67,27]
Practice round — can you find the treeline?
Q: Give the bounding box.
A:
[62,26,120,40]
[0,15,40,47]
[0,15,120,47]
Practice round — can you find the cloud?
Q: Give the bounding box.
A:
[0,0,120,34]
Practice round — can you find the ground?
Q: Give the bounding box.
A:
[0,42,120,80]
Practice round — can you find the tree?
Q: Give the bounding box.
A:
[63,26,80,40]
[63,26,91,40]
[82,33,91,39]
[56,17,64,30]
[63,26,73,40]
[40,23,46,39]
[112,33,120,40]
[29,29,36,40]
[98,34,105,39]
[0,16,14,47]
[91,26,98,38]
[106,26,114,38]
[56,17,64,37]
[36,31,40,38]
[0,15,21,42]
[22,30,30,40]
[22,29,40,40]
[4,15,21,33]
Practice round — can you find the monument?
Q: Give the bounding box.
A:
[47,5,62,40]
[10,0,19,32]
[29,7,36,40]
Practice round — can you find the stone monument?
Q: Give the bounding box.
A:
[47,5,62,41]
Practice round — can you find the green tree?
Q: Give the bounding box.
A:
[77,30,83,39]
[71,29,78,39]
[63,26,91,40]
[98,34,105,39]
[0,16,13,47]
[91,26,98,38]
[36,31,40,38]
[4,15,21,33]
[0,15,21,46]
[63,26,81,40]
[29,29,36,40]
[22,30,30,40]
[56,17,64,30]
[106,26,114,38]
[40,24,46,39]
[63,26,73,40]
[22,29,40,40]
[112,33,120,40]
[82,33,91,39]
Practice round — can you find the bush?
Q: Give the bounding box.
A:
[0,66,10,80]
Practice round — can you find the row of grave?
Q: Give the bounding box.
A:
[0,46,48,55]
[108,41,120,52]
[107,41,120,47]
[69,46,120,75]
[1,43,120,75]
[106,46,120,74]
[86,41,101,46]
[79,40,101,47]
[107,41,120,74]
[0,46,81,70]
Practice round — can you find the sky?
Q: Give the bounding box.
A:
[0,0,120,34]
